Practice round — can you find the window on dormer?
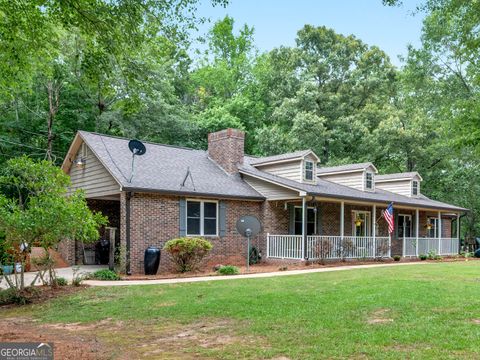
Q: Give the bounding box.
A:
[412,180,419,196]
[365,172,373,190]
[304,161,314,181]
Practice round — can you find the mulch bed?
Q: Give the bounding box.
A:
[0,285,87,309]
[122,256,478,281]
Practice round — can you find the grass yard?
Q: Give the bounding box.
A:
[2,262,480,359]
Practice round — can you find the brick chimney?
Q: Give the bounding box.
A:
[208,128,245,174]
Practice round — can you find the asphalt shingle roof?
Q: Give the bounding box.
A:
[75,131,466,212]
[376,172,422,181]
[241,157,466,212]
[249,150,313,165]
[79,131,264,200]
[317,162,376,175]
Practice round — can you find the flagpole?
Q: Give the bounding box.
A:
[388,231,392,258]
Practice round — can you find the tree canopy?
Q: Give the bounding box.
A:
[0,1,479,237]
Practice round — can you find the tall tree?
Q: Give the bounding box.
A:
[254,25,397,162]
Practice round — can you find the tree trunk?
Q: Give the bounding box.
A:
[46,80,61,162]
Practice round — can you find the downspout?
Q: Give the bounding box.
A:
[126,191,132,275]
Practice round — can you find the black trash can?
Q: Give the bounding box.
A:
[96,239,110,265]
[144,246,161,275]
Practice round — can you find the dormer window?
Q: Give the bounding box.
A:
[304,161,314,181]
[365,172,373,190]
[412,180,419,196]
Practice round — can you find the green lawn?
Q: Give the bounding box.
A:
[5,262,480,359]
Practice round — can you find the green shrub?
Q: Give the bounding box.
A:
[0,287,35,305]
[217,265,239,275]
[393,255,401,261]
[419,254,427,260]
[92,269,120,280]
[164,237,213,273]
[55,277,68,286]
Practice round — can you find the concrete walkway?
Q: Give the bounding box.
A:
[1,265,106,289]
[84,261,430,287]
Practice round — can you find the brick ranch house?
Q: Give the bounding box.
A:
[60,128,466,274]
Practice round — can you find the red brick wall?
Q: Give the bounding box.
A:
[419,211,452,238]
[120,192,263,274]
[207,128,245,174]
[262,201,289,235]
[62,192,457,273]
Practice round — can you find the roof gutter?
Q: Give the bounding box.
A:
[120,186,266,201]
[306,191,468,212]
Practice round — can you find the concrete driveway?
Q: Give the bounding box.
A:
[0,265,107,289]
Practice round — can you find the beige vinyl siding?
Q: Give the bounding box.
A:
[318,170,365,190]
[68,145,120,197]
[243,175,299,200]
[375,180,412,197]
[256,160,303,182]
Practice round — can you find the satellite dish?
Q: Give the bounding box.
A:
[236,216,262,238]
[128,139,146,156]
[236,215,262,272]
[128,139,146,183]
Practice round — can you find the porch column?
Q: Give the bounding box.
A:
[302,196,307,260]
[415,209,419,257]
[340,201,345,240]
[456,213,461,254]
[340,201,345,258]
[438,211,442,255]
[456,213,460,240]
[372,204,376,257]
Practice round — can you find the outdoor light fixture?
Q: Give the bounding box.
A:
[75,156,86,169]
[355,217,363,227]
[426,223,432,230]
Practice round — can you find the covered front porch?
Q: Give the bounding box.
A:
[264,198,460,261]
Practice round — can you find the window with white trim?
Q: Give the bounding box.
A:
[186,200,218,236]
[294,207,316,235]
[412,180,419,196]
[304,161,314,181]
[365,172,374,190]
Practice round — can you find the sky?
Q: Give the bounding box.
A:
[193,0,425,66]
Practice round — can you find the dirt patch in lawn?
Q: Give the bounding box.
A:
[129,318,266,359]
[470,319,480,324]
[367,308,394,324]
[0,317,264,359]
[0,317,123,360]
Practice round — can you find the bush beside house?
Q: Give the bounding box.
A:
[163,237,213,273]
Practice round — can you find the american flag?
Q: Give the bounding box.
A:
[383,203,394,234]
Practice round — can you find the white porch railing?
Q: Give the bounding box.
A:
[404,237,459,257]
[267,234,391,260]
[267,234,303,259]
